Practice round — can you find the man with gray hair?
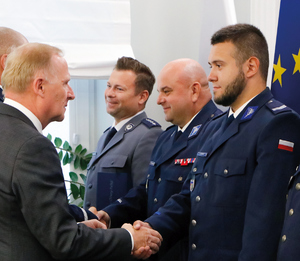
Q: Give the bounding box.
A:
[0,42,162,261]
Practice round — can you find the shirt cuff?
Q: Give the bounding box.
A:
[81,208,88,221]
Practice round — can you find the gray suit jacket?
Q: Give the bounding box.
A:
[0,103,132,261]
[84,112,162,210]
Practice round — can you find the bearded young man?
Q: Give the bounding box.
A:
[136,23,300,261]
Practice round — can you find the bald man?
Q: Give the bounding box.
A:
[0,27,28,102]
[95,58,222,261]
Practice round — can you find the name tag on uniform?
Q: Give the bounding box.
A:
[197,152,208,157]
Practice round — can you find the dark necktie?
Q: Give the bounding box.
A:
[103,127,117,148]
[173,130,182,143]
[0,88,4,102]
[222,115,234,132]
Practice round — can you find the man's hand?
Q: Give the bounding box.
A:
[89,207,111,228]
[122,222,163,259]
[80,219,107,229]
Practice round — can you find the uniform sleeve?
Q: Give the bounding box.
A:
[239,112,300,261]
[131,127,162,187]
[12,135,132,260]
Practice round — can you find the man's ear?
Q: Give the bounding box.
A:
[138,90,149,105]
[33,78,45,97]
[190,82,201,103]
[244,56,260,78]
[0,54,8,70]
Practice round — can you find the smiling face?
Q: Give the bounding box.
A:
[43,55,75,124]
[156,65,194,128]
[208,42,246,108]
[105,69,145,124]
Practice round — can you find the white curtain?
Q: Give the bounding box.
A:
[0,0,134,79]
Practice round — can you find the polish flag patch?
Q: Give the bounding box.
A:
[278,139,294,152]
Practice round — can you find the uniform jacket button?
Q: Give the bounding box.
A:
[289,209,294,216]
[193,168,197,172]
[191,220,197,226]
[282,235,287,242]
[192,244,196,250]
[224,169,228,174]
[178,176,183,181]
[296,183,300,190]
[204,172,208,178]
[88,184,93,189]
[154,198,158,203]
[195,196,201,202]
[158,178,161,183]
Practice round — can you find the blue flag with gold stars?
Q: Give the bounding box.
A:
[271,0,300,115]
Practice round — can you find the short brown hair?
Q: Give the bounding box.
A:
[2,43,63,92]
[211,23,269,82]
[114,56,155,96]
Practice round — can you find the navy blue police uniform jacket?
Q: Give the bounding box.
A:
[146,88,300,261]
[277,164,300,261]
[103,100,222,260]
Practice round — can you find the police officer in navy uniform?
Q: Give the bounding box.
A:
[0,27,28,102]
[135,24,300,261]
[84,57,162,211]
[94,58,222,261]
[277,165,300,261]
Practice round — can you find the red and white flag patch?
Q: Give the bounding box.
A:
[278,139,294,152]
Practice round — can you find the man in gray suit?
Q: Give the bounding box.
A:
[84,57,162,210]
[0,42,162,260]
[0,26,28,102]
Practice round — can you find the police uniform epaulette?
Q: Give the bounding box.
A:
[266,99,291,114]
[142,118,161,128]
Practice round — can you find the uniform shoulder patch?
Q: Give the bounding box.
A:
[266,99,291,114]
[142,118,161,128]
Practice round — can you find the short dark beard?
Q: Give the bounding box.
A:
[214,70,246,107]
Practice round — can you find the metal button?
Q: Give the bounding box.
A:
[158,178,161,183]
[289,209,294,216]
[282,235,286,242]
[88,184,93,189]
[178,176,183,181]
[192,244,196,250]
[191,220,197,226]
[147,174,150,178]
[296,165,299,171]
[286,194,288,200]
[193,168,197,172]
[224,169,228,175]
[195,196,201,202]
[211,114,214,118]
[296,183,300,190]
[111,161,114,165]
[154,198,158,203]
[204,172,208,178]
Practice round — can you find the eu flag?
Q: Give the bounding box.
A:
[271,0,300,115]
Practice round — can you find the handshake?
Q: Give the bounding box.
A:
[86,207,163,259]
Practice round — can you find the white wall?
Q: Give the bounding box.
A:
[130,0,280,130]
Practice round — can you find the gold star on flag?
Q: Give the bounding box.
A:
[273,55,286,87]
[293,48,300,74]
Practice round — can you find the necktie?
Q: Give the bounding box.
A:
[173,130,182,143]
[222,115,234,132]
[103,127,117,148]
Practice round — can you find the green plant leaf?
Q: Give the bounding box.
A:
[75,144,82,154]
[47,133,52,141]
[74,155,80,169]
[80,158,88,170]
[80,174,87,184]
[58,150,63,161]
[80,185,85,200]
[80,148,87,156]
[63,152,69,165]
[69,172,78,182]
[71,184,79,199]
[54,137,62,147]
[77,201,83,208]
[85,153,93,162]
[63,141,70,150]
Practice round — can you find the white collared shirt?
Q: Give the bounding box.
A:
[4,98,43,133]
[177,110,200,133]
